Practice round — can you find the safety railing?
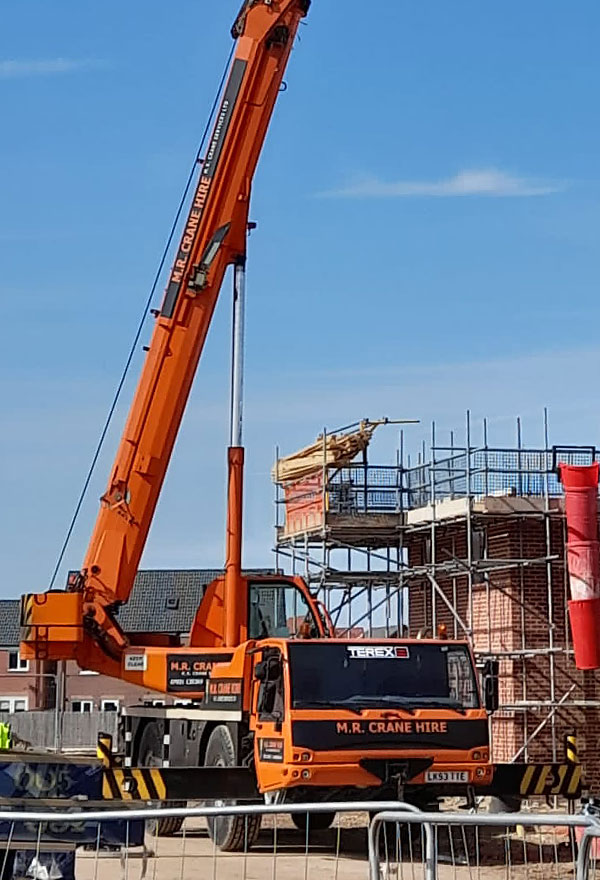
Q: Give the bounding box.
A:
[369,806,600,880]
[402,446,600,508]
[277,446,600,536]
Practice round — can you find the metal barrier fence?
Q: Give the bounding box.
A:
[369,807,600,880]
[1,801,600,880]
[0,801,414,880]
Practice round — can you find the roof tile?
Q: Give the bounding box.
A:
[1,570,275,644]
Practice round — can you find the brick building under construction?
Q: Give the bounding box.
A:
[273,416,600,790]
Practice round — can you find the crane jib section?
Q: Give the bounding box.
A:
[162,59,248,319]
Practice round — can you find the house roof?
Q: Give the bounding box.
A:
[0,569,275,646]
[0,600,21,648]
[117,568,221,634]
[119,568,274,634]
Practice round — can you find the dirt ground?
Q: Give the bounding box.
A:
[72,813,581,880]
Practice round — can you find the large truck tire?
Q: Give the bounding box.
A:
[488,795,521,813]
[138,722,185,837]
[291,811,336,832]
[204,725,261,851]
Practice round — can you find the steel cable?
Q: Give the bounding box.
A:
[48,44,236,589]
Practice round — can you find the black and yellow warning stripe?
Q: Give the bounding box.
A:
[20,595,35,641]
[101,766,258,801]
[103,762,582,802]
[97,734,114,768]
[487,761,583,799]
[103,768,167,801]
[565,733,579,765]
[518,762,582,797]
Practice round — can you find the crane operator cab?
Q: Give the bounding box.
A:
[248,581,324,640]
[187,575,331,649]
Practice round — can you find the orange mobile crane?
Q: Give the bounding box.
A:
[20,0,566,852]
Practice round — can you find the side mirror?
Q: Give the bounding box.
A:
[482,659,499,713]
[267,657,283,680]
[254,661,268,681]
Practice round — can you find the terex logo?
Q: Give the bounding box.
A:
[347,646,410,660]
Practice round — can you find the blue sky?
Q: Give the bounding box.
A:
[2,0,600,597]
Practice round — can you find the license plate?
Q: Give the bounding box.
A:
[425,771,469,783]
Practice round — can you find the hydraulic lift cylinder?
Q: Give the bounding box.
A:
[224,258,246,646]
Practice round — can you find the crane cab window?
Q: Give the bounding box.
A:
[248,582,318,640]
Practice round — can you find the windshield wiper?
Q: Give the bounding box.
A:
[293,699,364,716]
[412,697,467,715]
[343,696,417,715]
[294,695,467,715]
[341,695,468,715]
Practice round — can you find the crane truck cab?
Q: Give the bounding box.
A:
[207,632,493,801]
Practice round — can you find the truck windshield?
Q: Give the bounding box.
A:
[289,643,479,710]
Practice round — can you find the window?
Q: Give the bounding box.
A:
[256,649,284,722]
[248,583,319,640]
[472,528,487,585]
[0,697,28,712]
[71,699,93,713]
[7,651,29,673]
[446,647,479,708]
[101,699,119,712]
[288,642,480,710]
[423,537,432,565]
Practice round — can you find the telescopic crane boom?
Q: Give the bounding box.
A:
[21,0,312,666]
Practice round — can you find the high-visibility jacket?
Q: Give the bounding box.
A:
[0,722,11,750]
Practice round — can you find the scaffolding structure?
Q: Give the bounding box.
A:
[273,412,600,769]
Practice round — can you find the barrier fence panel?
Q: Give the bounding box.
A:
[368,808,600,880]
[2,802,600,880]
[0,801,419,880]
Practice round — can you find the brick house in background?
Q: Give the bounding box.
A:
[0,601,42,712]
[0,570,233,713]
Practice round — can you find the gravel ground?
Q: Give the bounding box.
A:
[71,809,581,880]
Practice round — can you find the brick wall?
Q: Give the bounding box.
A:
[0,649,46,711]
[64,660,163,711]
[405,506,600,790]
